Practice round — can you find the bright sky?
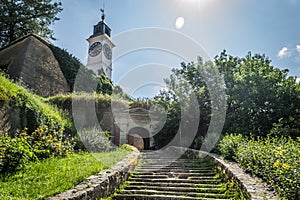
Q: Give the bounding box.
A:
[52,0,300,98]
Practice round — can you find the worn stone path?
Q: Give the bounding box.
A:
[113,150,235,200]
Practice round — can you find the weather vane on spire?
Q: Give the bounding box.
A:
[100,2,105,21]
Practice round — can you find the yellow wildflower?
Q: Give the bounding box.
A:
[273,160,281,167]
[0,147,7,151]
[282,164,292,169]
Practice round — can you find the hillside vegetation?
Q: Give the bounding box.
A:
[0,73,71,132]
[0,73,74,173]
[0,74,133,199]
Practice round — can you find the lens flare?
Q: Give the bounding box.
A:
[175,17,185,29]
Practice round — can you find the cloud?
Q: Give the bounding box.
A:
[296,45,300,53]
[296,78,300,83]
[277,47,290,58]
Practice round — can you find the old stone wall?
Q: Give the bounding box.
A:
[0,104,25,134]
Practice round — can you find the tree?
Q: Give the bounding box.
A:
[215,50,300,137]
[154,61,212,149]
[0,0,62,47]
[154,50,300,150]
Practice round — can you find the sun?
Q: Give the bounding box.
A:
[175,17,185,29]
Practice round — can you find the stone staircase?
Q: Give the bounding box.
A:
[112,150,235,200]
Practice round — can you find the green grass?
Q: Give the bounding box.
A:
[0,73,71,130]
[0,148,130,200]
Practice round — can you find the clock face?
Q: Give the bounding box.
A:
[89,42,102,57]
[103,43,112,60]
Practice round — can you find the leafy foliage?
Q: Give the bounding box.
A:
[129,97,153,109]
[217,134,245,160]
[0,74,71,132]
[0,73,71,133]
[48,45,82,91]
[153,60,225,149]
[0,0,62,47]
[76,127,113,152]
[0,73,75,173]
[218,134,300,199]
[153,95,180,148]
[28,126,74,158]
[215,51,300,137]
[0,125,74,174]
[113,85,132,100]
[0,133,37,173]
[154,51,300,149]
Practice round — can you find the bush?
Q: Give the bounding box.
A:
[76,127,113,152]
[0,132,37,173]
[235,136,300,199]
[270,119,300,138]
[218,134,300,199]
[0,125,74,173]
[218,134,245,160]
[28,126,74,159]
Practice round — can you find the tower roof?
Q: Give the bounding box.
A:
[90,21,111,38]
[89,5,111,38]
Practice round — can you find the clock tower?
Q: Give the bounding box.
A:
[86,8,115,79]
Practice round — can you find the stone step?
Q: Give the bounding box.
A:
[126,181,224,188]
[140,159,211,162]
[130,174,217,180]
[119,189,231,199]
[141,156,179,159]
[137,163,212,169]
[128,177,223,184]
[136,166,212,170]
[115,194,231,200]
[124,185,226,194]
[188,176,218,180]
[132,172,216,177]
[109,152,235,200]
[134,169,213,173]
[131,174,169,179]
[141,160,211,163]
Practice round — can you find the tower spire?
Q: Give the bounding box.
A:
[100,3,105,21]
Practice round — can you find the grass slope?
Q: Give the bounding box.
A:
[0,148,130,200]
[0,73,71,131]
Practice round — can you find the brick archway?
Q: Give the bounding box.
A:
[128,127,150,150]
